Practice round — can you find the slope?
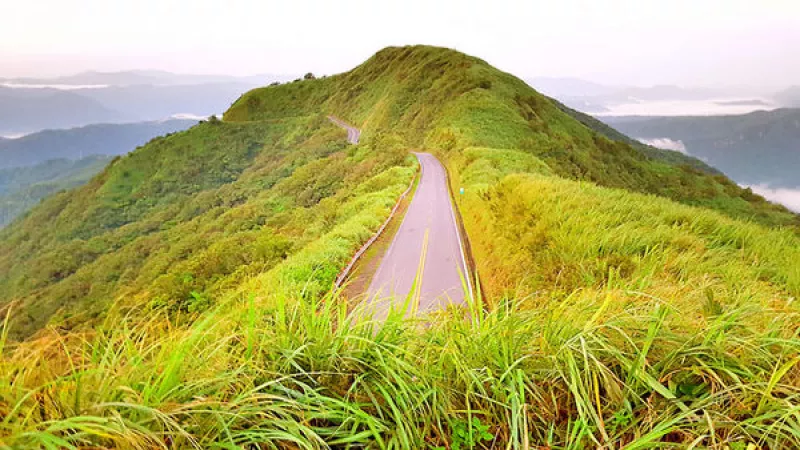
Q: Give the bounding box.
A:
[3,43,797,340]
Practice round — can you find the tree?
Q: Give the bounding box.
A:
[304,72,316,80]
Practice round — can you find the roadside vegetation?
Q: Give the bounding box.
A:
[1,45,798,448]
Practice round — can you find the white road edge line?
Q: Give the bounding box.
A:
[439,156,474,302]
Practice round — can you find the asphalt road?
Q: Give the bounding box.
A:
[365,152,470,317]
[328,116,361,144]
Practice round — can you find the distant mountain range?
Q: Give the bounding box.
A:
[0,69,294,87]
[0,70,293,224]
[0,84,254,135]
[0,87,127,134]
[0,119,196,169]
[603,109,800,189]
[0,70,296,135]
[527,77,792,116]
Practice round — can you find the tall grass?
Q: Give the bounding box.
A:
[1,279,798,448]
[448,148,800,304]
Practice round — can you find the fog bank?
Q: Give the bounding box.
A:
[748,184,800,213]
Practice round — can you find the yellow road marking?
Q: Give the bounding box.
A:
[411,228,430,316]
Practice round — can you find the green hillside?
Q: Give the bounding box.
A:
[0,115,412,337]
[1,46,799,448]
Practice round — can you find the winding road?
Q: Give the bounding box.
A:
[329,117,471,317]
[328,116,361,144]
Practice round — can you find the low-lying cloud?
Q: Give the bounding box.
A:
[748,184,800,213]
[169,113,218,121]
[638,137,688,154]
[1,82,109,90]
[0,133,27,139]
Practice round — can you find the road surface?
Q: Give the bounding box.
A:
[328,116,361,144]
[364,152,471,317]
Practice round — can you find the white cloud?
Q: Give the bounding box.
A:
[0,133,28,139]
[169,113,215,121]
[748,184,800,213]
[638,138,688,153]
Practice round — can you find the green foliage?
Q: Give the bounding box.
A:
[229,45,795,227]
[453,153,800,301]
[434,418,494,450]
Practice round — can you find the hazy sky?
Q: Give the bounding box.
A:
[2,0,798,88]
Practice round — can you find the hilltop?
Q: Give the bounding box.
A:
[1,46,799,448]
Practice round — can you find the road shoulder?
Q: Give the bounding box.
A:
[340,168,420,305]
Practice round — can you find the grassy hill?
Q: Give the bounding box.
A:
[1,46,798,448]
[605,109,800,188]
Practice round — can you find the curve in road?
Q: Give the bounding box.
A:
[328,116,361,144]
[364,152,471,317]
